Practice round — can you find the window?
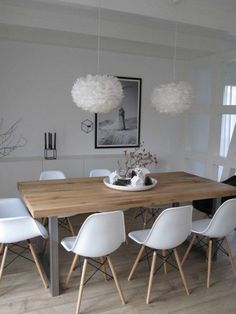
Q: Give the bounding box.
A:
[223,85,236,106]
[219,114,236,157]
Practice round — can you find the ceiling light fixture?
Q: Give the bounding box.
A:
[71,1,123,114]
[151,23,193,115]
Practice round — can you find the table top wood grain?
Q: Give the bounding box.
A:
[17,171,236,218]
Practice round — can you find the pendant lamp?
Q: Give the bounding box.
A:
[151,23,192,115]
[71,1,123,113]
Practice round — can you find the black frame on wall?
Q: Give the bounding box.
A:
[95,76,142,149]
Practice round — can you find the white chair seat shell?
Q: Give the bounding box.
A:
[61,236,77,251]
[89,169,111,177]
[192,219,211,234]
[129,229,150,244]
[0,216,48,243]
[0,198,48,243]
[182,199,236,289]
[192,199,236,238]
[61,211,125,258]
[129,205,192,250]
[128,205,193,304]
[0,197,48,289]
[0,198,30,218]
[61,210,126,312]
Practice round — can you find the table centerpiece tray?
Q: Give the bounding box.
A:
[103,176,157,192]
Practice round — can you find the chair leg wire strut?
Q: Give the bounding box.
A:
[0,241,47,288]
[65,255,126,314]
[182,235,236,288]
[128,246,190,304]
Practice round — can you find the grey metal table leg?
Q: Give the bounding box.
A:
[212,197,221,214]
[212,197,221,261]
[48,216,60,296]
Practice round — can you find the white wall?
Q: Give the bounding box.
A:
[0,39,184,197]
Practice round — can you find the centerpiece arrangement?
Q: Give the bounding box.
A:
[106,143,158,190]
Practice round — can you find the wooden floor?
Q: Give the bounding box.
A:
[1,208,236,314]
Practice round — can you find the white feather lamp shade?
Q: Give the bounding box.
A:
[71,74,124,113]
[151,81,193,114]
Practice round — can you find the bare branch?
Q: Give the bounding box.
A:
[0,119,27,158]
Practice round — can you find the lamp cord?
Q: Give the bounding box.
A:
[173,22,178,82]
[97,0,101,75]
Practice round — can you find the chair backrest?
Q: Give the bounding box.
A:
[144,205,193,250]
[71,211,126,257]
[0,198,30,218]
[0,198,48,243]
[89,169,111,177]
[39,170,66,180]
[201,198,236,238]
[0,216,48,243]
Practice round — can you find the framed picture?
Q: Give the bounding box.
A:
[95,76,142,148]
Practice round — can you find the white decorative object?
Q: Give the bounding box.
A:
[71,74,123,113]
[109,170,120,185]
[131,175,144,187]
[151,22,193,114]
[151,81,193,114]
[134,167,146,181]
[103,177,157,192]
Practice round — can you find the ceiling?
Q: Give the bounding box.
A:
[0,0,236,60]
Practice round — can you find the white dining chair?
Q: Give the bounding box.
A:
[0,197,31,254]
[89,168,129,244]
[89,169,111,177]
[39,170,75,235]
[128,205,193,304]
[0,198,48,288]
[61,210,126,314]
[182,198,236,288]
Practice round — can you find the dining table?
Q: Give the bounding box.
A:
[18,171,236,297]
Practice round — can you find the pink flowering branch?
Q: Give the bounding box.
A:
[117,142,158,176]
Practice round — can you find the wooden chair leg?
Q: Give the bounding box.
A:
[76,258,88,314]
[224,237,236,278]
[143,209,148,229]
[67,218,75,236]
[133,207,140,220]
[65,254,79,288]
[28,240,48,289]
[100,256,108,282]
[162,250,168,274]
[146,251,157,304]
[181,234,196,265]
[0,243,4,255]
[128,245,145,281]
[207,239,212,288]
[174,248,190,296]
[0,245,8,279]
[43,238,48,254]
[107,256,126,305]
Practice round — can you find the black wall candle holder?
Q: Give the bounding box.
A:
[44,132,57,159]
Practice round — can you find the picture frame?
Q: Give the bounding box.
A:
[95,76,142,148]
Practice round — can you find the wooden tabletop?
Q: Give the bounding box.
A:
[18,171,236,218]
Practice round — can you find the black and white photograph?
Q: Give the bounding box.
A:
[95,77,142,148]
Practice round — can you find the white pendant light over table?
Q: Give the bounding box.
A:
[71,1,123,114]
[151,23,193,115]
